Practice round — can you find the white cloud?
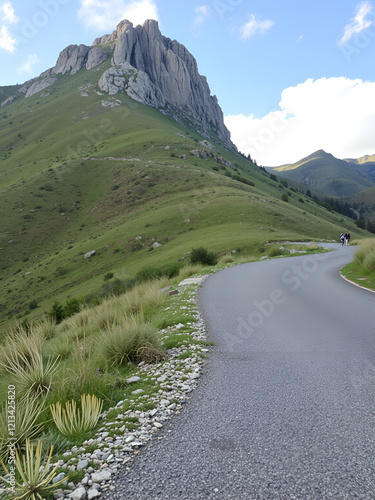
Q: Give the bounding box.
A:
[1,1,18,24]
[78,0,159,31]
[225,77,375,166]
[241,14,274,40]
[338,1,374,46]
[0,25,16,52]
[194,5,210,26]
[17,54,39,74]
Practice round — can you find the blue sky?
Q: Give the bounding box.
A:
[1,0,375,165]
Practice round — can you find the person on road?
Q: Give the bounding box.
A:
[345,230,351,246]
[340,233,345,245]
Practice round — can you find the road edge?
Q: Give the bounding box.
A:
[339,271,375,294]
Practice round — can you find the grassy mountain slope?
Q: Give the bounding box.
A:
[0,67,369,330]
[270,150,374,197]
[343,186,375,222]
[343,156,375,184]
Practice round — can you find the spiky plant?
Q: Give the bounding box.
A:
[50,394,103,438]
[1,439,66,500]
[0,395,45,463]
[0,350,60,398]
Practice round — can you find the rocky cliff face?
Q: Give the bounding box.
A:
[93,19,232,145]
[2,19,233,147]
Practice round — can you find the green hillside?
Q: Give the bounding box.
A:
[343,156,375,183]
[270,150,374,197]
[0,69,369,331]
[343,186,375,223]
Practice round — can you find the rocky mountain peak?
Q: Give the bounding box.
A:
[94,19,232,145]
[3,19,233,147]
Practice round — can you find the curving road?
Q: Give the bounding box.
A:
[108,244,375,499]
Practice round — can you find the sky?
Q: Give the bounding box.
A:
[1,0,375,166]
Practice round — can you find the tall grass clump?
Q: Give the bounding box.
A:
[177,264,203,281]
[101,315,164,365]
[56,334,107,401]
[31,317,56,340]
[119,280,167,315]
[1,439,66,499]
[355,238,375,271]
[0,327,43,371]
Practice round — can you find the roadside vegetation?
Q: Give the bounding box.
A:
[340,238,375,291]
[0,243,329,495]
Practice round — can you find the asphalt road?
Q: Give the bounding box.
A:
[108,244,375,499]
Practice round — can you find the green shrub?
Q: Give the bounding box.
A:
[136,266,157,282]
[190,247,218,266]
[47,301,65,324]
[99,278,133,298]
[268,246,283,257]
[64,297,81,317]
[281,193,289,203]
[136,262,182,282]
[157,262,182,279]
[104,272,114,281]
[233,174,255,186]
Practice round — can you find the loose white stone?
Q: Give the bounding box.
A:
[69,486,86,500]
[91,470,112,482]
[87,488,101,500]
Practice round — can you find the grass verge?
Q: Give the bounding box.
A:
[341,238,375,292]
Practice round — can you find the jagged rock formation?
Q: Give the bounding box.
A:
[2,19,233,147]
[98,63,166,108]
[94,19,231,145]
[86,47,108,70]
[24,77,58,98]
[1,96,14,107]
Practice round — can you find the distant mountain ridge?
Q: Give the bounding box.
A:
[269,149,375,197]
[1,19,233,147]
